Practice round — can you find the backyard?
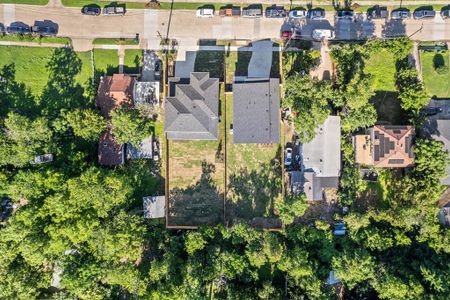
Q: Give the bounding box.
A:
[225,93,283,227]
[364,47,405,124]
[167,85,226,227]
[420,50,450,98]
[0,46,93,94]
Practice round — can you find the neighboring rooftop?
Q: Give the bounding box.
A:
[127,136,153,160]
[96,74,135,118]
[296,116,341,201]
[143,196,165,219]
[133,81,159,106]
[98,128,124,166]
[233,78,280,144]
[423,99,450,185]
[355,125,415,168]
[164,72,219,140]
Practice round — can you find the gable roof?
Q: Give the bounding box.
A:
[98,128,124,166]
[96,74,135,118]
[372,125,415,168]
[164,72,219,140]
[232,78,280,144]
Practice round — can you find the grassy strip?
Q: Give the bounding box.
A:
[93,38,138,45]
[61,0,146,9]
[0,0,48,4]
[0,34,71,44]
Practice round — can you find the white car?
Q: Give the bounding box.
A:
[285,147,293,167]
[196,8,214,17]
[312,29,335,41]
[289,9,307,19]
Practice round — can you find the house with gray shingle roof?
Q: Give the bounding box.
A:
[232,78,280,144]
[164,72,219,140]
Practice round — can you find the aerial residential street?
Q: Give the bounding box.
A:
[1,3,449,50]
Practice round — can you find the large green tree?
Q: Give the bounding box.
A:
[110,106,153,146]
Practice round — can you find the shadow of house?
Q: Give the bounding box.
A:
[168,162,223,226]
[193,49,225,81]
[370,91,406,125]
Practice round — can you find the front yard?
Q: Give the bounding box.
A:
[420,50,450,98]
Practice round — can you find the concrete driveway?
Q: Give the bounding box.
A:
[247,40,273,78]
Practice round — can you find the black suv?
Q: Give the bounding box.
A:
[82,5,101,16]
[31,25,57,36]
[6,24,30,35]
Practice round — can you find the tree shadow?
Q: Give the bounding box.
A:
[40,47,85,116]
[168,161,223,226]
[381,15,407,38]
[226,159,282,226]
[0,64,39,117]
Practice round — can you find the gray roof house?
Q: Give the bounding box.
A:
[294,116,341,201]
[127,136,153,160]
[164,72,219,140]
[423,99,450,185]
[233,78,280,144]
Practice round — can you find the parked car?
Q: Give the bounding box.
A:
[391,9,411,19]
[219,6,241,17]
[289,8,307,19]
[367,5,388,19]
[31,25,57,36]
[280,30,293,40]
[103,6,125,16]
[30,154,54,165]
[312,29,335,40]
[265,5,286,18]
[422,107,443,116]
[441,8,450,19]
[81,5,101,16]
[0,23,5,35]
[242,5,263,17]
[196,7,214,17]
[333,223,347,236]
[285,147,293,167]
[336,10,354,20]
[6,23,31,35]
[308,9,325,19]
[413,9,436,19]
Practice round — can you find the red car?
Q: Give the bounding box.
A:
[281,30,293,40]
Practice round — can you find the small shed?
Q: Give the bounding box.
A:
[143,196,165,219]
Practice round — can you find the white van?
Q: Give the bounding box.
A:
[312,29,335,41]
[196,8,214,17]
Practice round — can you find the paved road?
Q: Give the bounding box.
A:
[0,4,449,51]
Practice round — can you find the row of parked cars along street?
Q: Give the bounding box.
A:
[0,21,58,36]
[81,5,125,16]
[197,4,450,20]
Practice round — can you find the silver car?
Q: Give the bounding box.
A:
[391,10,411,19]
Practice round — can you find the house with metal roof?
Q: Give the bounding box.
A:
[133,50,161,107]
[354,125,415,168]
[164,72,219,140]
[143,196,165,219]
[232,78,280,144]
[293,116,341,201]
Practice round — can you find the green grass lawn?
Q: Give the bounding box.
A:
[420,50,450,98]
[123,49,142,74]
[0,46,93,95]
[0,35,71,44]
[61,0,146,9]
[76,51,93,87]
[93,38,138,46]
[365,48,396,92]
[0,0,48,4]
[93,49,119,76]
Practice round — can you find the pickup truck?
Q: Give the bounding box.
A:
[103,6,126,16]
